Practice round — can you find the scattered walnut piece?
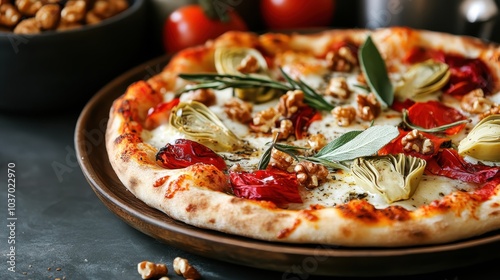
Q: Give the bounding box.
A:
[331,106,356,127]
[224,97,253,123]
[277,90,306,118]
[13,17,40,34]
[308,133,327,151]
[173,257,201,280]
[273,119,294,140]
[236,54,260,74]
[460,88,495,114]
[295,161,329,189]
[324,76,351,99]
[0,3,21,27]
[269,149,295,172]
[35,3,60,30]
[479,104,500,120]
[356,93,381,121]
[184,88,216,107]
[326,46,357,72]
[401,129,434,155]
[137,261,168,280]
[252,107,280,133]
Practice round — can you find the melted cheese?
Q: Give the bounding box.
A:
[143,52,500,211]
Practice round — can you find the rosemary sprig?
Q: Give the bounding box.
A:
[177,68,335,111]
[258,133,307,170]
[278,68,335,111]
[178,73,291,92]
[402,109,470,133]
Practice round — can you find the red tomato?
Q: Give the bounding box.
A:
[163,4,248,54]
[260,0,336,29]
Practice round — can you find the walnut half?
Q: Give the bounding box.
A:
[173,257,201,280]
[294,161,329,189]
[401,129,433,155]
[137,261,168,280]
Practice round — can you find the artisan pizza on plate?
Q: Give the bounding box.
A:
[105,27,500,247]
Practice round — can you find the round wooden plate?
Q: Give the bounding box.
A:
[75,54,500,277]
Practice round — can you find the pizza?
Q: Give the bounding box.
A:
[105,27,500,247]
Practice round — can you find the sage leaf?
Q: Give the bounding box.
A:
[314,125,399,162]
[359,36,394,107]
[314,130,363,157]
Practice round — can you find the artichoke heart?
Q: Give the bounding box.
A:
[458,114,500,162]
[169,101,244,152]
[351,154,426,203]
[214,46,278,103]
[396,60,450,99]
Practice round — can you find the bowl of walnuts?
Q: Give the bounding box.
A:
[0,0,147,114]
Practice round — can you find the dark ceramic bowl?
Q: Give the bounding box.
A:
[0,0,146,115]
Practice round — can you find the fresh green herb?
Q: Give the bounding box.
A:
[359,35,394,107]
[311,125,399,163]
[352,84,371,92]
[279,68,335,111]
[402,109,470,133]
[178,73,291,92]
[258,125,399,170]
[177,68,335,111]
[258,133,306,170]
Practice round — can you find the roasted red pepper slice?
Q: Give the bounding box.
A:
[230,168,302,207]
[426,149,500,184]
[144,98,180,130]
[403,47,445,64]
[391,98,415,112]
[406,101,467,135]
[403,47,493,97]
[443,53,493,96]
[290,106,321,140]
[378,128,450,160]
[156,139,227,171]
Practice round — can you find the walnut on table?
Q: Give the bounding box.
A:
[137,261,168,280]
[173,257,202,280]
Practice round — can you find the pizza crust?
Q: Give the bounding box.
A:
[106,27,500,247]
